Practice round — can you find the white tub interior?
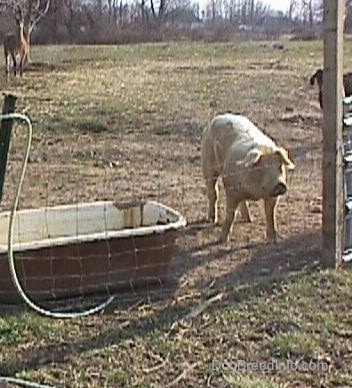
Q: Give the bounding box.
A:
[0,200,186,252]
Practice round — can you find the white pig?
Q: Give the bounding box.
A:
[201,113,295,243]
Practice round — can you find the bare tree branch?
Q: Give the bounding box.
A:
[0,0,51,36]
[28,0,51,34]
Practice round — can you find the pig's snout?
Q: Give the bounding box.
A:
[272,182,287,197]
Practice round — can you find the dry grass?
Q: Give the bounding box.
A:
[0,40,351,387]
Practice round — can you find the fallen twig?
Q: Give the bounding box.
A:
[142,357,169,374]
[167,292,226,337]
[185,292,225,320]
[165,362,202,387]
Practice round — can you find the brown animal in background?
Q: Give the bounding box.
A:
[3,4,29,77]
[310,67,352,109]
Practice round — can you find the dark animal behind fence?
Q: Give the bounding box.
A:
[310,67,352,109]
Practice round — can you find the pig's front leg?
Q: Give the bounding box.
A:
[264,197,278,242]
[205,176,219,224]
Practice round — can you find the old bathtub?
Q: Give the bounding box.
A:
[0,200,186,304]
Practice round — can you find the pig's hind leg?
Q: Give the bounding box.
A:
[236,201,252,223]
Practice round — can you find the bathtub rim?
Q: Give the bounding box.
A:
[0,200,187,254]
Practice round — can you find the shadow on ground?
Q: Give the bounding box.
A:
[0,226,322,375]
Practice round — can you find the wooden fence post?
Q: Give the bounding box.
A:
[322,0,345,268]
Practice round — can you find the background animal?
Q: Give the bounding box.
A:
[3,4,29,77]
[310,67,352,109]
[201,113,295,243]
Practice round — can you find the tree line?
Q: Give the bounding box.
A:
[0,0,350,45]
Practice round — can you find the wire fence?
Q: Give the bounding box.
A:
[0,101,323,316]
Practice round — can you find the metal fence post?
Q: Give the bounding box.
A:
[0,94,18,205]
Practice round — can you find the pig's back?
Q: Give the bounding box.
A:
[211,114,277,161]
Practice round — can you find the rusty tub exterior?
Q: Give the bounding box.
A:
[0,200,186,304]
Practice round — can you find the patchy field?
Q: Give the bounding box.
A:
[0,41,351,387]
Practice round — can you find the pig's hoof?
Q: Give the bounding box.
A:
[219,233,229,244]
[208,216,219,226]
[266,236,278,244]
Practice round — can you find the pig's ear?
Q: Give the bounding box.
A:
[237,148,263,168]
[276,147,295,170]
